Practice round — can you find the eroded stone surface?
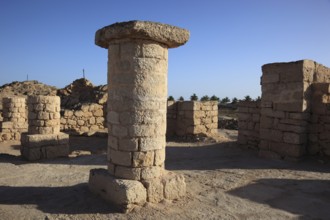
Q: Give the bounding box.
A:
[95,20,190,49]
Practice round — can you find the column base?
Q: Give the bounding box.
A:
[88,169,186,213]
[21,132,69,161]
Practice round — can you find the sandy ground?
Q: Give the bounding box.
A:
[0,130,330,220]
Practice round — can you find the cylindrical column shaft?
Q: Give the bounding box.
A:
[107,40,167,180]
[27,96,61,134]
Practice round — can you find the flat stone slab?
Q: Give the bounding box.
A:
[95,20,190,49]
[88,168,147,213]
[21,132,69,161]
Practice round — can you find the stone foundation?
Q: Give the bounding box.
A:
[21,96,69,160]
[88,20,189,212]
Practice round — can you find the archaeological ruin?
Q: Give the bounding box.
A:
[21,95,69,160]
[0,97,27,141]
[88,20,190,212]
[167,100,218,137]
[238,60,330,160]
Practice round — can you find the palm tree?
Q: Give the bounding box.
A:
[210,95,220,102]
[231,97,238,104]
[190,93,198,101]
[244,95,252,101]
[221,97,230,104]
[168,95,175,101]
[201,95,210,101]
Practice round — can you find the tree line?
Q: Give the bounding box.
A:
[167,94,261,104]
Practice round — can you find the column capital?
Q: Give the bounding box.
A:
[95,20,190,49]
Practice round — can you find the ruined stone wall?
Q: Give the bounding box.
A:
[166,101,177,137]
[21,95,69,160]
[237,101,260,149]
[60,103,105,134]
[0,97,28,141]
[166,101,218,137]
[237,60,330,159]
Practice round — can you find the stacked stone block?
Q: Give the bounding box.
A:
[166,101,177,137]
[237,60,330,159]
[176,101,218,136]
[237,101,260,149]
[166,101,218,137]
[258,60,314,160]
[88,21,189,212]
[0,97,28,141]
[60,103,105,134]
[21,96,69,160]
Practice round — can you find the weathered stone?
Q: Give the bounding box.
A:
[95,20,189,49]
[89,169,147,213]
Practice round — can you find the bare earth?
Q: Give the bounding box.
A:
[0,130,329,220]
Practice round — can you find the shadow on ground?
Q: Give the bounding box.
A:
[0,183,118,214]
[228,178,330,219]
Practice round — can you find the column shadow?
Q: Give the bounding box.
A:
[0,183,117,214]
[227,178,330,219]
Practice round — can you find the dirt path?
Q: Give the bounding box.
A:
[0,131,329,219]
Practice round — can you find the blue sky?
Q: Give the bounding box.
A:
[0,0,329,100]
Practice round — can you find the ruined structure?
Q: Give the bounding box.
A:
[0,97,28,141]
[21,96,69,160]
[167,101,218,137]
[60,103,105,135]
[238,60,330,159]
[88,21,190,212]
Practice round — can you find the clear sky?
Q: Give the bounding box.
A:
[0,0,330,100]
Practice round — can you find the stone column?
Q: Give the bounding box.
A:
[89,21,189,212]
[0,97,28,141]
[21,96,69,160]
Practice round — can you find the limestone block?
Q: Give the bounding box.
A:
[96,117,105,124]
[162,171,186,200]
[112,125,128,137]
[260,116,274,129]
[269,141,306,157]
[260,128,283,141]
[154,148,165,166]
[132,151,154,167]
[140,137,165,151]
[115,165,141,180]
[95,20,189,49]
[118,138,138,151]
[1,121,13,129]
[141,166,163,180]
[90,125,99,131]
[108,135,118,150]
[142,178,164,203]
[277,123,306,133]
[129,124,155,137]
[89,117,96,125]
[110,149,132,166]
[64,110,73,117]
[93,109,103,117]
[283,132,307,144]
[89,169,147,213]
[74,110,84,117]
[107,111,119,124]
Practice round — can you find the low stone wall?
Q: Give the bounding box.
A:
[0,97,28,141]
[237,60,330,159]
[237,101,260,149]
[60,103,106,134]
[309,83,330,156]
[166,101,218,137]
